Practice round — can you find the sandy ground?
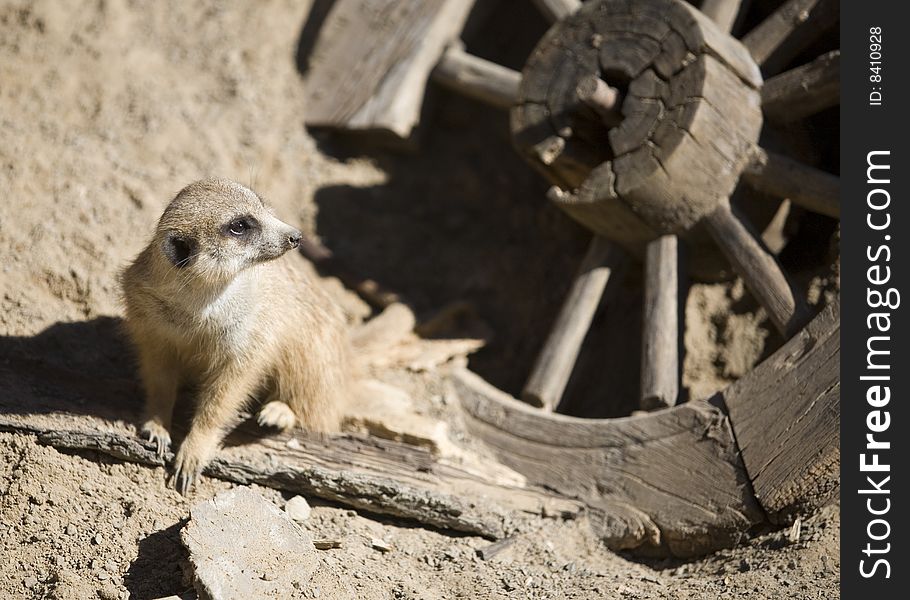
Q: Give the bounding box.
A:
[0,0,839,598]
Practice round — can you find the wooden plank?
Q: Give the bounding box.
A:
[640,234,678,410]
[531,0,582,23]
[454,301,841,556]
[454,368,765,557]
[521,236,622,411]
[700,0,743,33]
[762,50,840,122]
[742,147,840,218]
[704,198,810,338]
[722,301,840,523]
[431,45,521,109]
[302,0,475,138]
[742,0,838,74]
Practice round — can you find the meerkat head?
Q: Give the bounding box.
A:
[155,178,302,283]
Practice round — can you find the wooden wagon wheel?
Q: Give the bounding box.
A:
[430,0,839,556]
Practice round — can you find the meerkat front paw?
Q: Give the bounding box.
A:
[140,419,172,458]
[170,435,217,495]
[257,400,297,430]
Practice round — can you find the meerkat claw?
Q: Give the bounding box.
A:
[140,420,172,458]
[257,400,297,430]
[171,459,200,496]
[175,470,196,496]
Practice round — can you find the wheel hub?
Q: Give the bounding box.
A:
[511,0,764,255]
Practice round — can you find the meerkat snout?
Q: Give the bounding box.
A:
[121,178,349,494]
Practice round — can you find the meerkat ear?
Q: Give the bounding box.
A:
[162,233,196,268]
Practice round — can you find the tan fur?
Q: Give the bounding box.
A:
[120,178,348,493]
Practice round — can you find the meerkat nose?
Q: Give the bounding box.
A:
[286,230,302,249]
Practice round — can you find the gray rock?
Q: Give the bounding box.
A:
[181,486,318,600]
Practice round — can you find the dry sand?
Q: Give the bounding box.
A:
[0,0,839,598]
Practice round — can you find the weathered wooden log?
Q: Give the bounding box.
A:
[431,44,521,109]
[302,0,476,137]
[640,234,679,410]
[0,331,581,541]
[743,147,840,218]
[703,198,810,338]
[455,368,764,556]
[453,299,840,556]
[522,235,622,410]
[762,50,840,122]
[722,301,839,523]
[700,0,744,33]
[531,0,582,22]
[1,420,581,539]
[513,0,763,262]
[742,0,838,75]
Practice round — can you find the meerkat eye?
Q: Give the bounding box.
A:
[228,218,252,237]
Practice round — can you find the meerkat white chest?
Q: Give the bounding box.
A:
[194,275,261,349]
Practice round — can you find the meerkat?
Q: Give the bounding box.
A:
[120,178,348,494]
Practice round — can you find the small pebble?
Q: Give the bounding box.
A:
[285,496,312,522]
[370,537,392,553]
[23,576,38,589]
[65,524,77,536]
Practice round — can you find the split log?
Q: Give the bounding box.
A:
[742,0,838,75]
[743,147,840,218]
[703,198,810,338]
[762,50,840,123]
[721,301,839,523]
[431,44,521,109]
[640,234,678,410]
[522,235,623,410]
[302,0,476,138]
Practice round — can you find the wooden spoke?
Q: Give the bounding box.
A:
[640,234,679,411]
[575,75,623,127]
[704,199,810,338]
[762,50,839,122]
[530,0,582,23]
[431,44,521,109]
[522,234,623,411]
[742,0,838,75]
[700,0,745,33]
[743,147,839,218]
